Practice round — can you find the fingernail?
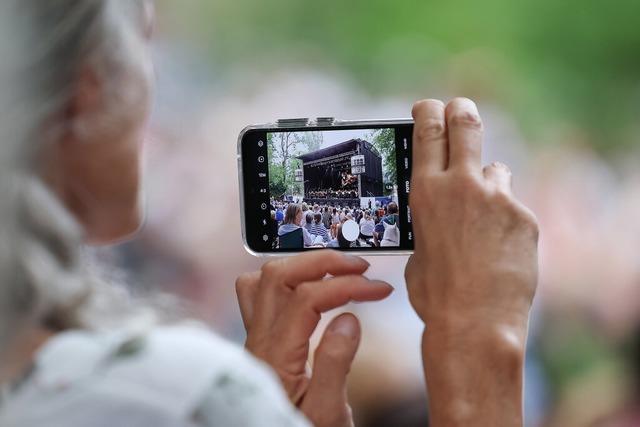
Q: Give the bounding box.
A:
[328,315,358,338]
[344,254,369,268]
[371,280,395,291]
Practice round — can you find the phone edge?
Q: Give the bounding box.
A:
[237,119,415,257]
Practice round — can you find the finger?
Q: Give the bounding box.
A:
[235,271,261,330]
[301,313,360,427]
[483,162,513,194]
[445,97,483,174]
[302,276,393,313]
[253,251,365,338]
[411,99,447,174]
[260,250,370,290]
[277,276,392,348]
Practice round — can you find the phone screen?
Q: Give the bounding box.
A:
[239,122,414,254]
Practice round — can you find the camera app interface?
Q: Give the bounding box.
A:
[265,128,401,250]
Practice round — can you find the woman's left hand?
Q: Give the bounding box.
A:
[236,250,393,427]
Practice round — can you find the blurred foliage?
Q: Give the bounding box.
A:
[157,0,640,153]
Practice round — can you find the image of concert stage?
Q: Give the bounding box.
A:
[297,138,384,206]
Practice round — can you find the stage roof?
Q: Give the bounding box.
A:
[297,138,380,163]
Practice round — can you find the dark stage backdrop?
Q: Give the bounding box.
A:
[298,139,383,198]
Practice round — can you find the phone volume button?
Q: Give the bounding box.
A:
[316,117,335,126]
[276,118,310,127]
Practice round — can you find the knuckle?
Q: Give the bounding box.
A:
[260,259,282,278]
[416,118,446,140]
[295,281,315,301]
[519,208,540,238]
[448,110,483,131]
[491,188,513,207]
[501,199,539,239]
[323,249,343,264]
[318,341,350,363]
[235,274,249,291]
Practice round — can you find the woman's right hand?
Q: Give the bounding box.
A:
[405,98,539,426]
[236,251,393,427]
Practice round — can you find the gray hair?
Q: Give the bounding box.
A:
[0,0,152,358]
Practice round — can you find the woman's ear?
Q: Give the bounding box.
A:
[41,65,145,245]
[69,67,102,125]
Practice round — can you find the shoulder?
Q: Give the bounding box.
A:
[2,324,308,427]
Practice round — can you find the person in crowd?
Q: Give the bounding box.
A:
[269,210,279,246]
[326,223,353,249]
[321,206,332,229]
[275,206,284,223]
[278,204,314,248]
[373,202,399,246]
[0,1,539,424]
[331,207,340,238]
[304,211,314,233]
[387,202,399,220]
[359,211,376,242]
[379,220,399,247]
[310,213,330,243]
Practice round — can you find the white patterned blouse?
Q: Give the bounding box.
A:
[0,324,311,427]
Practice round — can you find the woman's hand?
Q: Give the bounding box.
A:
[406,98,539,426]
[406,97,539,333]
[236,250,393,427]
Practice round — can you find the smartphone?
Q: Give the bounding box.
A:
[238,117,414,256]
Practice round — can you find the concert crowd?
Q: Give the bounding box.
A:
[267,199,400,249]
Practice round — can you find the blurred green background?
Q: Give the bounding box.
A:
[111,1,640,426]
[158,0,640,153]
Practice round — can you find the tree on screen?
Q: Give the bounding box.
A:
[300,131,323,153]
[369,128,396,185]
[268,132,305,198]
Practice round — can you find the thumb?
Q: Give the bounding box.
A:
[300,313,360,427]
[483,161,513,193]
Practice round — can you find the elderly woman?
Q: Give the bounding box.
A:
[0,1,539,427]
